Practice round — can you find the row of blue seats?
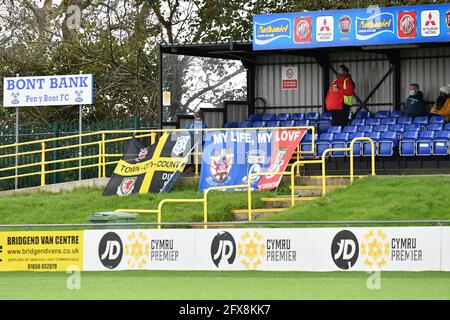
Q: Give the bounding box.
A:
[328,123,450,135]
[247,112,332,122]
[225,119,314,128]
[301,130,450,157]
[350,115,445,126]
[245,110,408,122]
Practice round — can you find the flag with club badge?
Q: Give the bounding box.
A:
[103,132,194,196]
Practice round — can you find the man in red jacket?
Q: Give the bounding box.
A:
[325,65,355,126]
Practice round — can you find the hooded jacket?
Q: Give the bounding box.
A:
[431,97,450,123]
[402,91,427,117]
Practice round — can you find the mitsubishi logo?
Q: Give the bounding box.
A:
[425,12,436,26]
[320,18,330,32]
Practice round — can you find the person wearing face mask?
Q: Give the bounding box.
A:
[401,83,427,118]
[325,64,355,126]
[430,86,450,123]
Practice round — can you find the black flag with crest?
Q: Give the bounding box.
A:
[103,132,193,196]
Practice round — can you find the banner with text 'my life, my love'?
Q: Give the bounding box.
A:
[199,129,306,192]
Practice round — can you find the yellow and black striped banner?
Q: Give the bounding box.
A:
[103,133,192,196]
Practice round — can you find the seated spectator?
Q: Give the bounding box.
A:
[402,83,427,118]
[430,86,450,122]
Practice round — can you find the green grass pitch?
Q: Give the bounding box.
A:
[0,271,449,300]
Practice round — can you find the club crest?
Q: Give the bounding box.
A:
[209,149,234,183]
[172,135,190,156]
[116,177,137,196]
[135,148,148,162]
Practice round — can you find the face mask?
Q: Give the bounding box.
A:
[409,90,417,96]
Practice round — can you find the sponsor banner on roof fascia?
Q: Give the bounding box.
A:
[315,227,442,272]
[0,231,83,272]
[252,3,450,51]
[83,229,196,271]
[196,228,315,271]
[3,74,94,107]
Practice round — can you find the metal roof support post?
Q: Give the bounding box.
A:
[158,43,163,129]
[242,60,256,116]
[314,52,330,114]
[385,50,402,111]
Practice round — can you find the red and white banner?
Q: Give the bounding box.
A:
[256,129,305,190]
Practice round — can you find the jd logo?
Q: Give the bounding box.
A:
[331,230,359,270]
[211,232,236,268]
[99,232,123,269]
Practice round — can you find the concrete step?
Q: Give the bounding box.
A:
[232,208,286,221]
[289,185,347,197]
[262,196,320,208]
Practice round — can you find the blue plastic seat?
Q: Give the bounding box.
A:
[374,125,389,132]
[391,110,403,118]
[389,124,405,133]
[381,117,397,125]
[398,117,413,125]
[375,111,391,118]
[320,112,332,120]
[295,120,310,127]
[351,118,365,126]
[317,133,334,157]
[399,131,420,156]
[265,120,280,128]
[328,126,342,134]
[347,132,365,156]
[224,122,238,128]
[331,133,350,157]
[358,125,373,133]
[366,118,381,126]
[238,121,251,128]
[252,121,265,128]
[300,134,318,158]
[355,111,371,119]
[343,125,357,134]
[405,124,421,132]
[276,113,290,121]
[433,131,450,156]
[248,114,263,122]
[262,113,276,121]
[413,116,428,128]
[362,132,380,156]
[429,115,445,125]
[389,125,405,140]
[416,131,435,156]
[317,120,331,134]
[427,123,443,131]
[445,123,450,131]
[280,120,295,128]
[305,112,320,121]
[291,113,305,121]
[378,131,398,156]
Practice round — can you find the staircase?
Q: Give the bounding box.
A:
[232,175,366,221]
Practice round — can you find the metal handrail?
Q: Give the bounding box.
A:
[0,126,315,187]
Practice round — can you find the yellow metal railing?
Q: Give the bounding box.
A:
[0,126,315,187]
[114,137,376,228]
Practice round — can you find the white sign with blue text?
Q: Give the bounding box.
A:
[3,74,94,107]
